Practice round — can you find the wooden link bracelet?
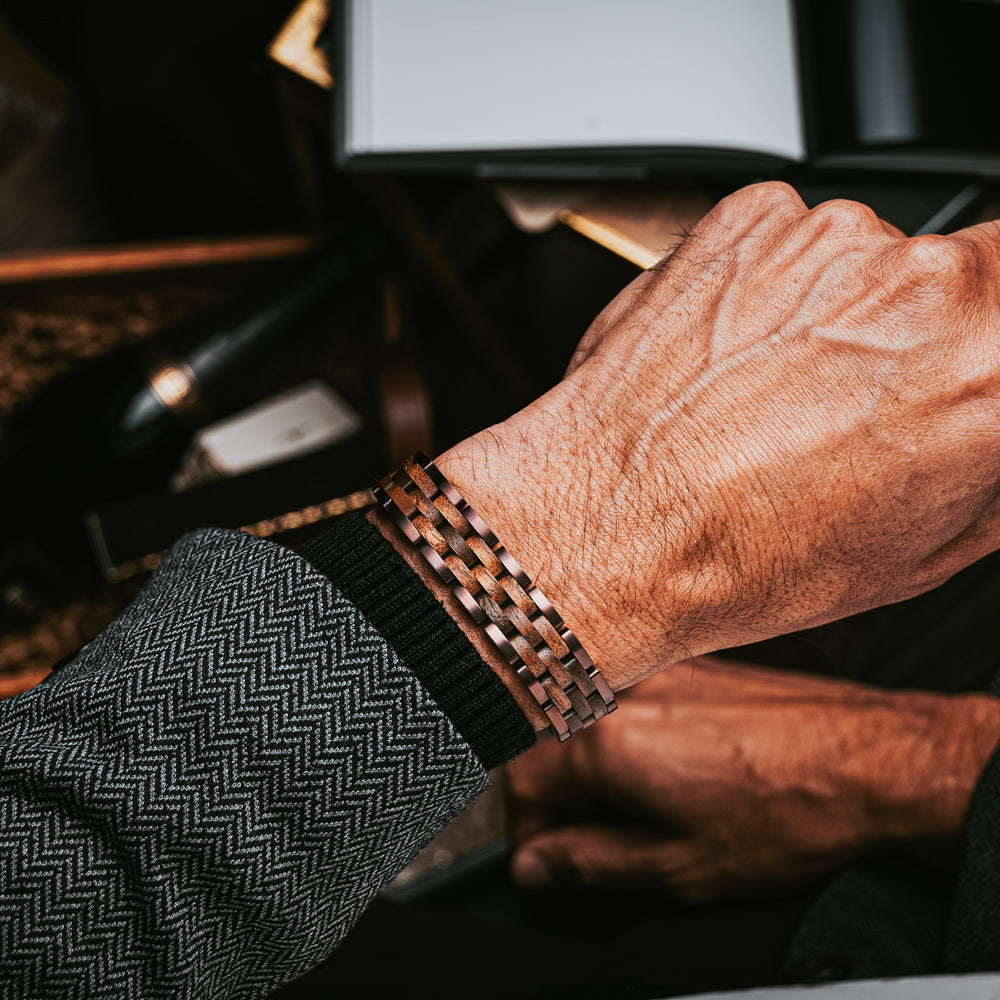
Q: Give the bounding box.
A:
[373,452,617,741]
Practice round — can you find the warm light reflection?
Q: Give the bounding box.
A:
[148,365,195,411]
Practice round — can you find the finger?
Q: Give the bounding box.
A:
[511,824,691,891]
[507,738,578,804]
[702,180,808,238]
[506,739,592,840]
[565,182,811,375]
[803,197,905,241]
[940,216,1000,261]
[646,182,811,295]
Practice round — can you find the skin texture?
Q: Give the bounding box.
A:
[435,182,1000,695]
[366,182,1000,895]
[507,657,1000,903]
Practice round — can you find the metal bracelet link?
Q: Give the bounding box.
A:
[373,452,617,741]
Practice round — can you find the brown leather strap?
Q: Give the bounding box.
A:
[373,452,616,741]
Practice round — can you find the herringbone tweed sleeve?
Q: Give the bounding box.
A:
[0,528,489,999]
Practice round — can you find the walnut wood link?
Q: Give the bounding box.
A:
[373,453,617,741]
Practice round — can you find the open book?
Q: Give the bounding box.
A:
[334,0,1000,178]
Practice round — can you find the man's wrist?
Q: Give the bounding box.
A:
[432,389,763,691]
[364,503,551,735]
[372,440,621,737]
[849,690,1000,848]
[435,426,637,692]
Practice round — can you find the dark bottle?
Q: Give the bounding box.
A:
[0,238,380,606]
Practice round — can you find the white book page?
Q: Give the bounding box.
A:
[673,973,1000,1000]
[345,0,804,161]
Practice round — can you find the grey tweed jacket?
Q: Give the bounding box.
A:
[0,529,488,999]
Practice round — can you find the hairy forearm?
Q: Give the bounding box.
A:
[430,410,714,689]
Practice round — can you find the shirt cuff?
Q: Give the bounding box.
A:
[297,512,535,769]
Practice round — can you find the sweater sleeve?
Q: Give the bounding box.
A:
[297,512,535,768]
[0,527,500,999]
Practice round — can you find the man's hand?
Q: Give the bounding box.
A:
[437,183,1000,691]
[507,658,1000,903]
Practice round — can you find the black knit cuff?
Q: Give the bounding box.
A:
[298,512,535,769]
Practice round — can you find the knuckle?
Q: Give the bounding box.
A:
[734,180,805,218]
[743,180,803,207]
[898,233,978,283]
[809,198,880,231]
[709,181,804,229]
